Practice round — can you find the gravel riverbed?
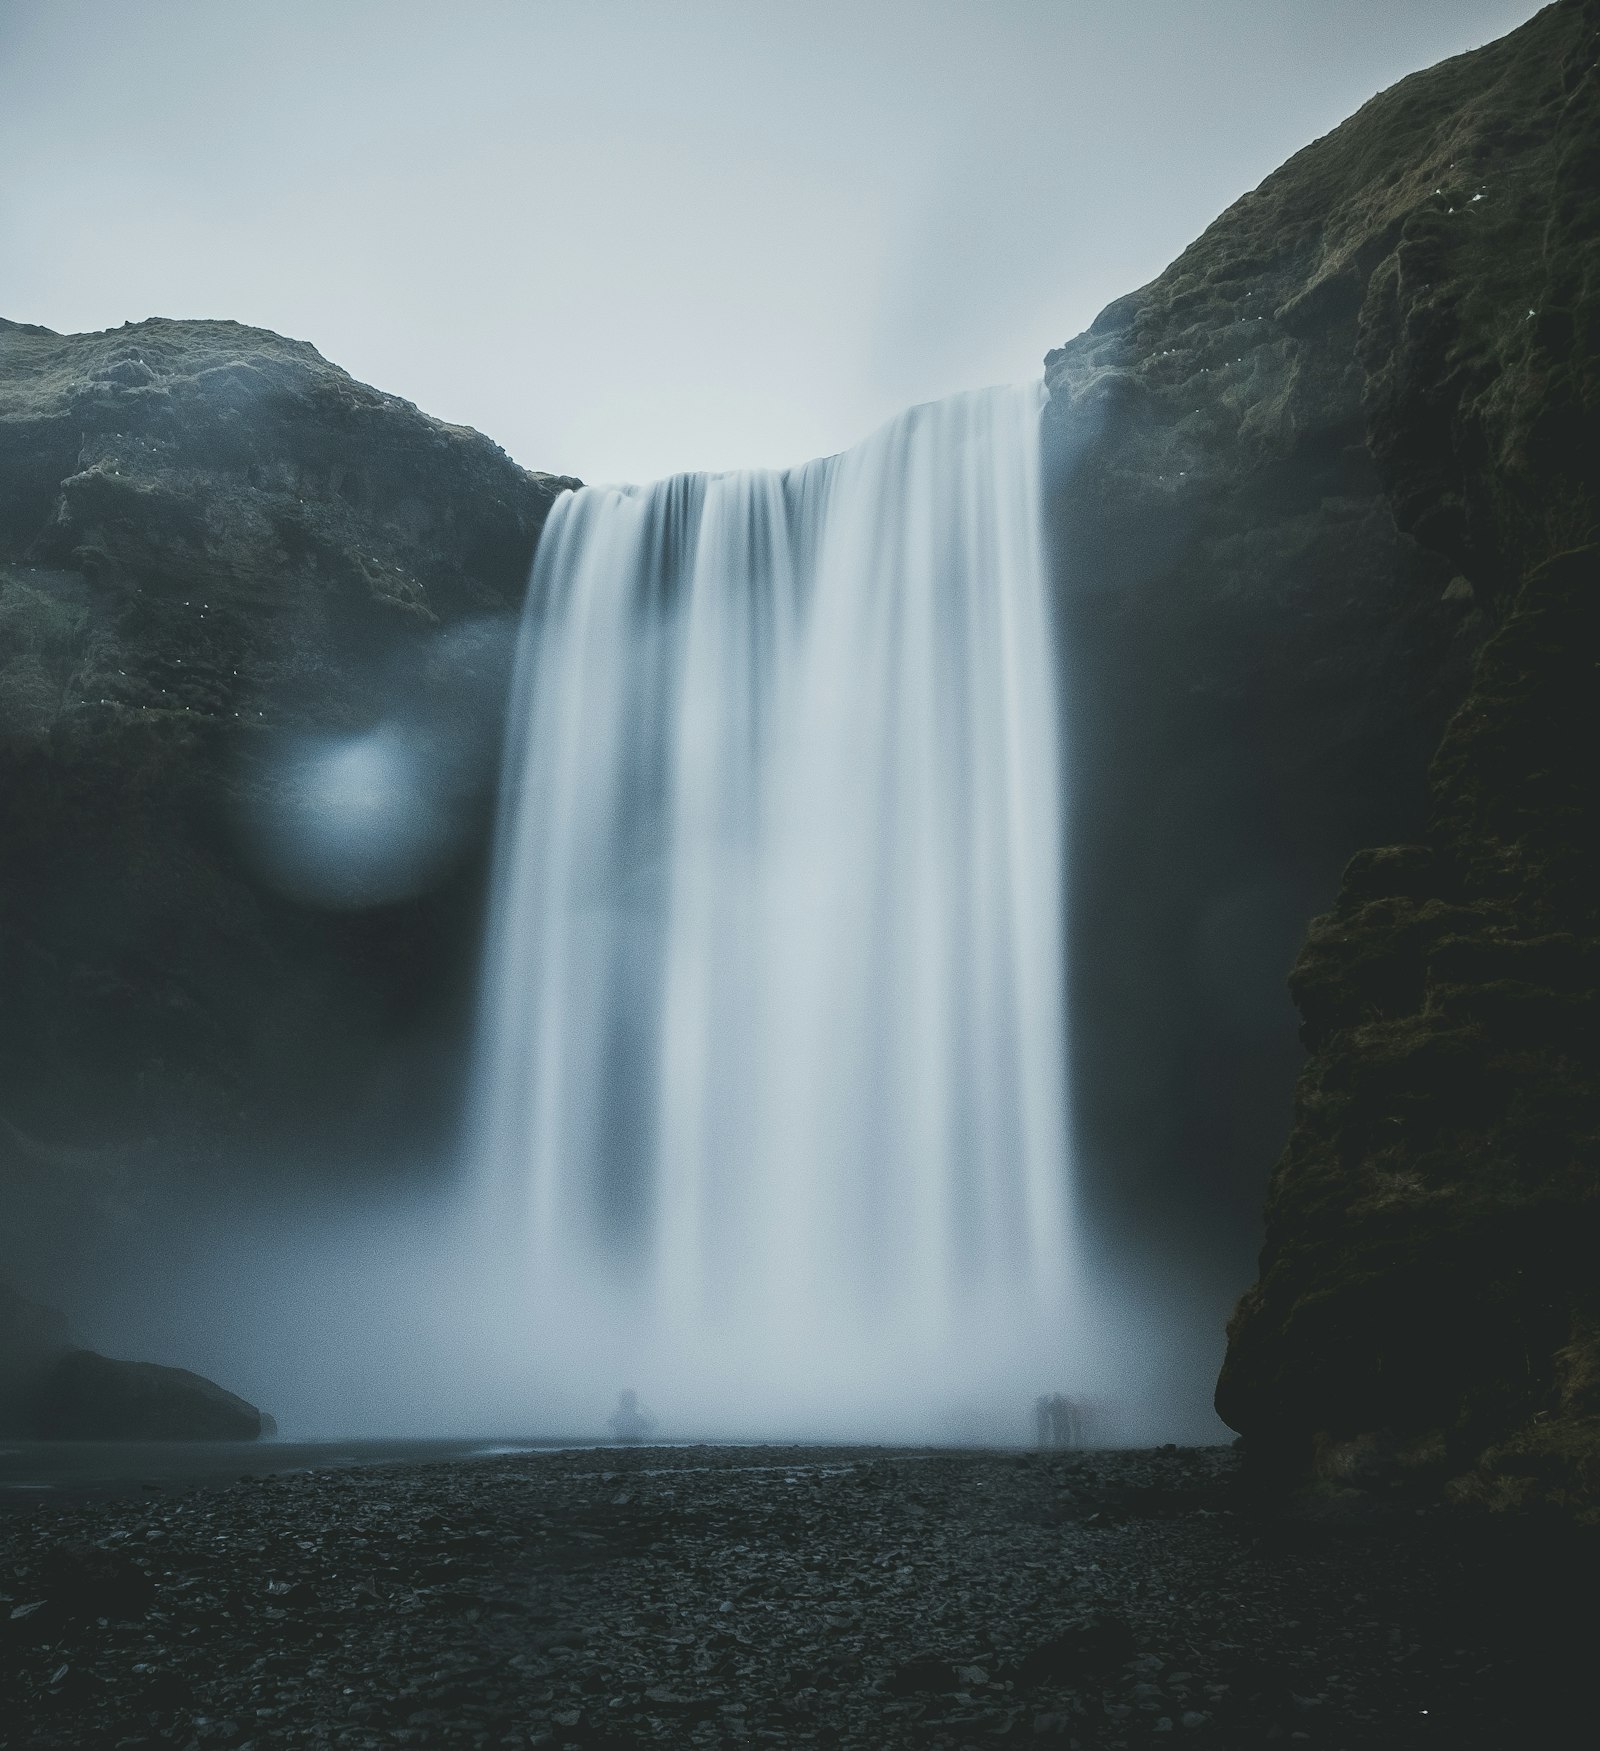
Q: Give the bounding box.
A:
[0,1443,1585,1749]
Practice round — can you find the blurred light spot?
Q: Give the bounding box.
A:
[243,727,458,909]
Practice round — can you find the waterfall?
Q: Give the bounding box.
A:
[467,383,1078,1441]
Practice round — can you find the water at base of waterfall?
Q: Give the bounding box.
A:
[465,383,1082,1443]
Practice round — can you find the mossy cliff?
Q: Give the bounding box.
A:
[1218,544,1600,1513]
[0,317,575,1257]
[1045,0,1597,1497]
[1051,0,1600,1504]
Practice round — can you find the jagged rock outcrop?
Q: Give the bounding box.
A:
[0,317,576,1260]
[1218,547,1600,1511]
[1188,0,1598,1504]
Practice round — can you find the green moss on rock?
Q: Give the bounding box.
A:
[0,318,577,1256]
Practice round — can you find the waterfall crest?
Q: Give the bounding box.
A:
[469,383,1078,1440]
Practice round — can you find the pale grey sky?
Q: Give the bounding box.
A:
[1,0,1544,483]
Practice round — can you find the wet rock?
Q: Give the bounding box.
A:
[25,1348,265,1441]
[1214,4,1600,1506]
[129,1670,196,1715]
[0,1441,1587,1750]
[0,317,579,1203]
[0,1281,73,1436]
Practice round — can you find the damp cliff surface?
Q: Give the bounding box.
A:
[1047,0,1598,1494]
[1042,0,1599,1502]
[0,316,576,1263]
[1217,546,1600,1512]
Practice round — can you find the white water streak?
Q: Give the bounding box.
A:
[468,383,1078,1440]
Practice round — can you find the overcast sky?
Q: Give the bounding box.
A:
[1,0,1544,483]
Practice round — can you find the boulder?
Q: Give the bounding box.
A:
[0,1279,268,1440]
[0,1276,73,1427]
[25,1347,266,1441]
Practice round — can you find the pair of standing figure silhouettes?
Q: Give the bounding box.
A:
[1035,1392,1083,1449]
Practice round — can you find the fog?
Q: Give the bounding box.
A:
[63,1175,1236,1448]
[1,0,1543,483]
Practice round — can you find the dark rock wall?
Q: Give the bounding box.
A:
[0,317,576,1265]
[1043,17,1544,1259]
[1195,0,1599,1503]
[1218,548,1600,1509]
[1047,0,1599,1491]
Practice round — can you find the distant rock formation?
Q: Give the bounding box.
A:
[0,1280,267,1439]
[0,1278,71,1402]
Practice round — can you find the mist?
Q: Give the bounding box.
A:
[58,1170,1235,1449]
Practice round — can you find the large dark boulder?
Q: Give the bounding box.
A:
[25,1348,266,1441]
[0,1276,72,1417]
[0,1279,266,1438]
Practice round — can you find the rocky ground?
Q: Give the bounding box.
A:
[0,1443,1588,1750]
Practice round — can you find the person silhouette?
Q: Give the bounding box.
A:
[1035,1391,1083,1450]
[1049,1392,1083,1450]
[608,1388,653,1444]
[1034,1393,1055,1449]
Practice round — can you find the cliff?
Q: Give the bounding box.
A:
[0,317,576,1260]
[1,1,1595,1501]
[1043,0,1598,1505]
[1045,0,1598,1495]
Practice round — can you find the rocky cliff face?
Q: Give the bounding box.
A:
[1046,0,1599,1494]
[0,317,575,1267]
[1043,0,1598,1504]
[1217,0,1599,1509]
[1218,544,1600,1512]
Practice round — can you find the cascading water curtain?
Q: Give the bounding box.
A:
[467,383,1080,1440]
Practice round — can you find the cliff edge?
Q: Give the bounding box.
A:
[0,317,576,1258]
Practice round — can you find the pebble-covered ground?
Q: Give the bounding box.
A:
[0,1444,1587,1749]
